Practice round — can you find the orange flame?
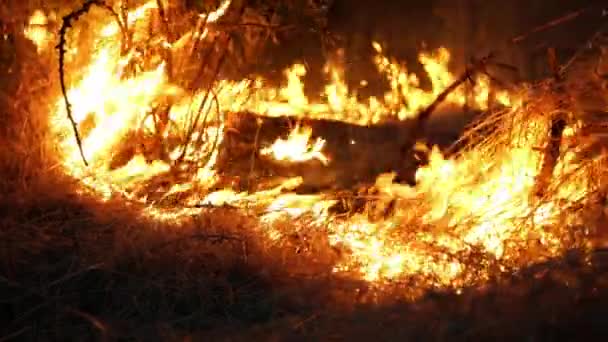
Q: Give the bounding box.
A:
[24,10,52,53]
[30,1,604,294]
[261,125,329,165]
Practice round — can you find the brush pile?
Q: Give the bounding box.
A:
[1,1,608,339]
[8,0,606,289]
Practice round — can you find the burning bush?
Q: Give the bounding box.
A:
[6,0,608,302]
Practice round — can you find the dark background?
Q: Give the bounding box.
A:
[255,0,606,98]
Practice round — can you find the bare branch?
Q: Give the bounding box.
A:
[57,0,125,167]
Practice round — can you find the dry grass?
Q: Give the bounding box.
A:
[0,3,275,339]
[3,1,608,341]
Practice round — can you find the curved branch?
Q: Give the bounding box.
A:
[56,0,125,167]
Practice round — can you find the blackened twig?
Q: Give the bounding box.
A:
[534,48,569,198]
[57,0,123,167]
[534,115,567,198]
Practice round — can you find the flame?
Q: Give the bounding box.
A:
[47,0,225,197]
[32,0,606,297]
[100,1,158,37]
[261,125,329,165]
[201,0,233,23]
[244,42,505,125]
[24,10,51,52]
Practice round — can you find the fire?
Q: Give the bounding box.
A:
[321,104,581,283]
[246,42,505,125]
[201,0,233,22]
[261,125,329,165]
[27,0,606,297]
[24,10,52,52]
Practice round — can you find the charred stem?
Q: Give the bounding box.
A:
[176,3,247,166]
[535,116,567,198]
[533,48,569,198]
[57,0,125,167]
[406,53,496,147]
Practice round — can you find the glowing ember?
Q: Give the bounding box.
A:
[31,0,606,297]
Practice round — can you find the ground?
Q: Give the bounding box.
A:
[3,190,608,341]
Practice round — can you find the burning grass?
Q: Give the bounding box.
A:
[17,0,608,287]
[2,0,608,339]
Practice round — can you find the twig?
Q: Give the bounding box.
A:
[560,23,608,75]
[533,48,569,198]
[176,30,230,164]
[396,52,510,185]
[247,117,263,189]
[413,2,604,139]
[175,51,226,164]
[510,5,597,44]
[154,0,174,81]
[292,313,319,331]
[534,114,567,198]
[194,89,223,169]
[0,267,111,339]
[0,326,31,342]
[216,21,292,31]
[65,307,109,339]
[176,3,247,165]
[412,53,495,140]
[47,263,104,288]
[184,12,211,73]
[192,85,223,153]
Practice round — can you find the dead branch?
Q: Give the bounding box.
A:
[534,114,567,198]
[477,2,608,85]
[216,21,292,31]
[177,27,223,145]
[396,52,515,186]
[184,13,212,73]
[560,23,608,75]
[154,0,174,81]
[510,5,598,44]
[175,3,248,165]
[175,47,227,165]
[196,89,223,168]
[247,116,263,189]
[65,307,110,339]
[0,268,112,340]
[411,53,496,140]
[57,0,125,167]
[0,326,31,342]
[434,2,606,133]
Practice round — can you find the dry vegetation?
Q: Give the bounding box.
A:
[2,0,608,341]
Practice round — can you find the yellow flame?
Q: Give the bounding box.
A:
[37,0,602,294]
[245,42,508,125]
[101,1,158,37]
[200,0,233,22]
[24,10,51,52]
[260,125,329,165]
